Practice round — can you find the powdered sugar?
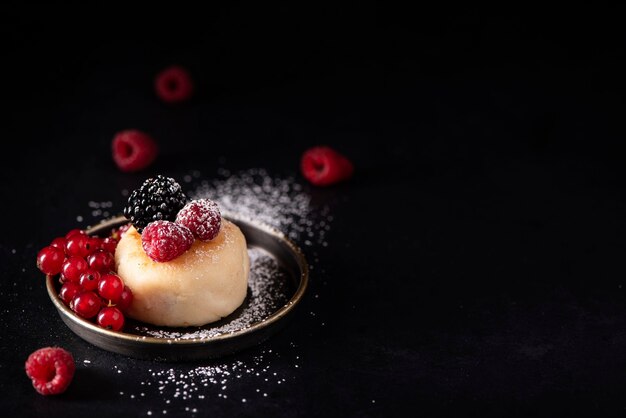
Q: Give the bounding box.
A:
[190,168,330,245]
[84,167,331,413]
[124,348,296,415]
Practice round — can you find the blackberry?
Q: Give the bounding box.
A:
[123,175,187,233]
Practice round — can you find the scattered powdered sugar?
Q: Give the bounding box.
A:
[123,348,296,415]
[191,168,332,245]
[134,247,290,339]
[80,167,332,414]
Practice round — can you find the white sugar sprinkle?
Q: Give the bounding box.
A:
[129,349,292,414]
[91,168,333,415]
[191,168,331,244]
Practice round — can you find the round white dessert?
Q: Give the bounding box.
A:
[114,220,250,327]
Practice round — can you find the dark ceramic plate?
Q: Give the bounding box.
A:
[46,215,309,361]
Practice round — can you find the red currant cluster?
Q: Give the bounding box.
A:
[36,225,133,331]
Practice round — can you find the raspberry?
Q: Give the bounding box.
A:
[155,65,194,103]
[300,146,354,186]
[24,347,75,395]
[141,220,194,262]
[175,199,221,241]
[111,130,158,172]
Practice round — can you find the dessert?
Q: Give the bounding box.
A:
[114,175,250,327]
[37,175,250,331]
[115,218,249,327]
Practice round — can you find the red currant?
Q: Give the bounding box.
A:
[101,237,118,254]
[98,274,124,302]
[65,234,91,258]
[78,269,101,292]
[61,256,88,282]
[116,286,133,313]
[70,291,102,318]
[97,307,125,331]
[87,237,102,254]
[50,237,67,251]
[87,250,115,272]
[36,246,66,276]
[59,282,82,305]
[65,229,85,239]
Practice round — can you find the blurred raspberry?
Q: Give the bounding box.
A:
[155,65,194,103]
[111,130,158,172]
[301,146,354,186]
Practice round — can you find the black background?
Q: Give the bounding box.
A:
[2,3,626,417]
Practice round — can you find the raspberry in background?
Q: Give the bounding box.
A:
[25,347,75,395]
[112,130,158,172]
[155,65,194,103]
[300,146,354,186]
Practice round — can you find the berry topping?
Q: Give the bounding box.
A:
[300,146,354,186]
[70,291,102,319]
[61,256,88,282]
[175,199,222,241]
[97,273,124,303]
[36,246,65,276]
[123,175,187,233]
[97,307,125,331]
[155,65,194,103]
[141,220,194,262]
[112,130,159,173]
[25,347,75,396]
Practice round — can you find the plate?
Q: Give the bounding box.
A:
[46,215,309,361]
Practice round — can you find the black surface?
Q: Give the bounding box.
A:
[2,4,626,417]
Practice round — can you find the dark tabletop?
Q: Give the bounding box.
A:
[2,4,626,417]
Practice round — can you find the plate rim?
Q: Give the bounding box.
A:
[46,215,309,347]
